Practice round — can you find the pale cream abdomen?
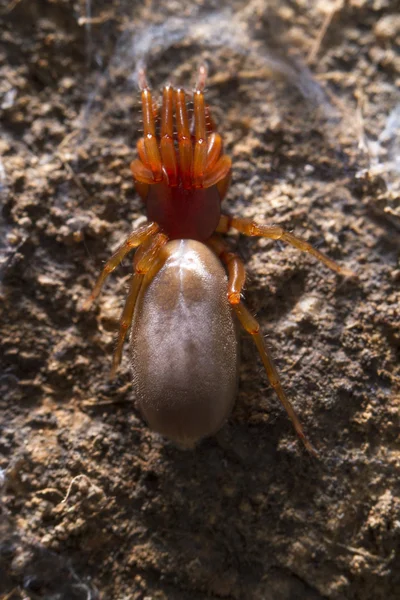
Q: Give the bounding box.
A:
[130,239,239,446]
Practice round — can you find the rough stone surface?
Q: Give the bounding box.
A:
[0,1,399,599]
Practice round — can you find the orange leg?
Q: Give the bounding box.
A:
[83,221,159,310]
[218,215,355,277]
[175,88,192,189]
[192,87,208,187]
[204,155,232,189]
[141,85,163,182]
[205,133,230,199]
[195,64,217,133]
[136,138,150,167]
[207,235,246,304]
[130,158,154,185]
[234,302,317,456]
[111,272,144,377]
[216,214,231,233]
[210,235,316,454]
[205,133,223,173]
[160,86,178,186]
[111,232,168,376]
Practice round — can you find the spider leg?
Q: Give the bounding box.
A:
[83,221,159,310]
[204,155,232,189]
[216,214,231,233]
[194,62,220,162]
[111,272,143,377]
[131,138,154,192]
[202,116,230,195]
[208,234,316,455]
[206,133,223,172]
[204,140,230,199]
[111,232,168,376]
[136,138,150,167]
[192,86,208,187]
[218,214,355,277]
[234,302,318,456]
[195,64,217,133]
[160,86,178,186]
[130,158,155,184]
[175,88,192,189]
[140,84,163,182]
[207,235,246,304]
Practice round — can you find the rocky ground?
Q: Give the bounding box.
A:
[0,1,399,599]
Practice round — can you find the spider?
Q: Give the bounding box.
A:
[84,66,353,453]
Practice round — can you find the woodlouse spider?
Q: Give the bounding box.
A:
[84,66,354,453]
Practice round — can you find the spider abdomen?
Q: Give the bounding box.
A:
[130,239,239,447]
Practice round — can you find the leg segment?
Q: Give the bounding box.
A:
[160,86,178,186]
[130,158,155,185]
[83,221,159,310]
[111,232,168,376]
[207,235,246,304]
[233,302,317,455]
[206,133,223,172]
[195,65,217,133]
[192,66,209,187]
[203,155,232,189]
[140,86,163,182]
[175,88,192,189]
[219,215,355,276]
[216,214,231,233]
[111,272,144,377]
[136,137,150,167]
[192,88,208,188]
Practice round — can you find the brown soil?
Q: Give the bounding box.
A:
[0,1,399,599]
